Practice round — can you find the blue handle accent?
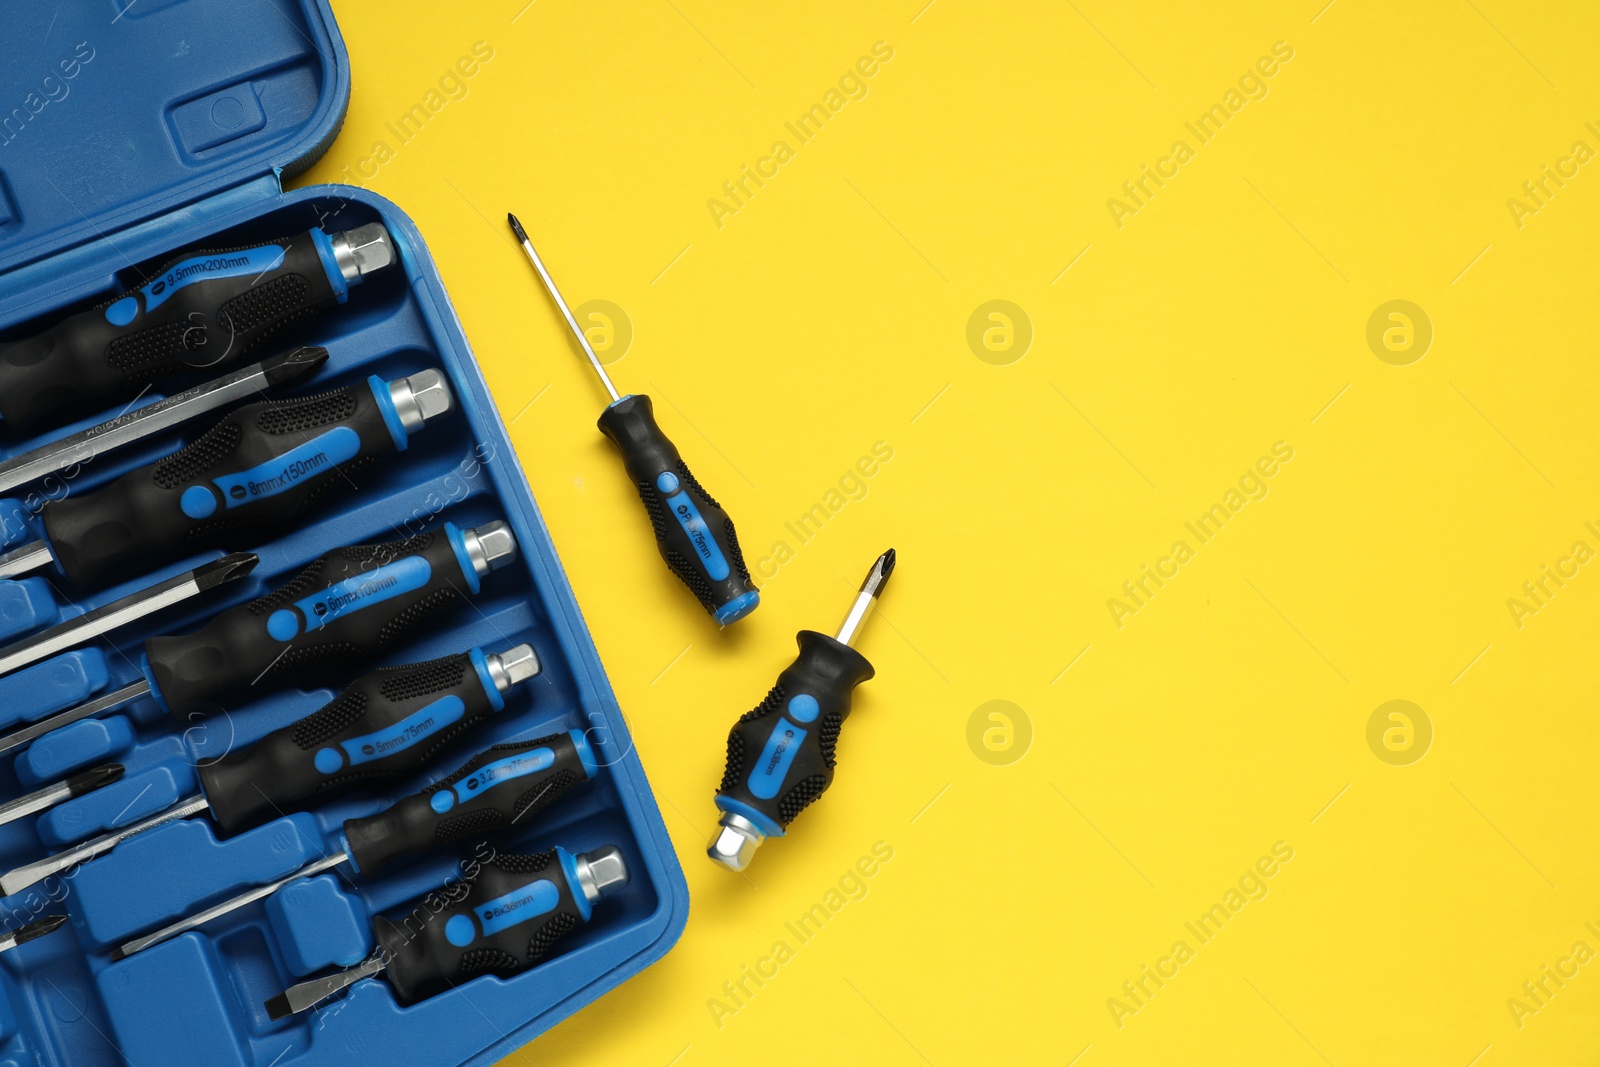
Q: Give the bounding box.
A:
[445,878,561,947]
[308,226,349,303]
[313,694,466,775]
[183,424,362,519]
[368,375,409,452]
[107,244,287,322]
[659,487,729,581]
[557,846,592,921]
[714,590,760,626]
[265,553,434,642]
[747,718,807,800]
[468,647,505,713]
[571,729,599,780]
[444,522,482,596]
[427,746,556,814]
[786,694,820,723]
[713,795,784,838]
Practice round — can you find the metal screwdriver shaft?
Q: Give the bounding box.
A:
[0,764,122,829]
[507,215,619,402]
[507,212,761,626]
[0,915,69,955]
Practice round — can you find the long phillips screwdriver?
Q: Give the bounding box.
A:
[1,645,541,894]
[0,346,327,500]
[110,730,601,960]
[0,223,394,434]
[507,213,760,626]
[0,522,518,760]
[709,549,895,871]
[0,553,257,679]
[0,369,456,588]
[263,845,628,1018]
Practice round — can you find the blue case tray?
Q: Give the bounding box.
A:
[0,4,689,1066]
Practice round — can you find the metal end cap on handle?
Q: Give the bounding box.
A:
[485,644,540,693]
[707,813,765,873]
[462,521,518,578]
[388,369,455,434]
[330,222,395,284]
[573,845,630,905]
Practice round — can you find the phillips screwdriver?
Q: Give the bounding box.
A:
[0,645,541,894]
[111,730,600,960]
[0,763,122,829]
[0,369,456,589]
[0,553,258,680]
[263,844,628,1018]
[0,346,327,504]
[507,213,760,626]
[709,549,895,872]
[0,522,518,759]
[0,223,394,434]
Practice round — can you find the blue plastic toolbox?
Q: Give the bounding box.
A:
[0,3,689,1065]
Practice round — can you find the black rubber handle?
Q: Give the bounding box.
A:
[596,394,758,624]
[715,630,875,831]
[144,526,484,721]
[0,230,341,434]
[41,378,406,588]
[374,848,592,1006]
[199,650,507,835]
[343,732,594,876]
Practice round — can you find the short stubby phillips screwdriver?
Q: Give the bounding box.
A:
[507,213,759,626]
[0,645,542,896]
[709,549,895,872]
[112,731,601,960]
[0,368,455,589]
[0,522,519,759]
[0,222,395,434]
[264,846,628,1018]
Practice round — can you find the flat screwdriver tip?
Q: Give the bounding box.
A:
[107,945,128,963]
[507,212,529,243]
[264,993,292,1021]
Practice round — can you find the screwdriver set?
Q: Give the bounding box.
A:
[0,4,686,1066]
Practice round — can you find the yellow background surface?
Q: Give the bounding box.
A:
[301,2,1600,1063]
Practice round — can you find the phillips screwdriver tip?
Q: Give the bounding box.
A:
[507,212,529,243]
[10,914,69,948]
[195,552,260,592]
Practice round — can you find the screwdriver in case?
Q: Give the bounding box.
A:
[508,213,760,626]
[0,223,395,434]
[0,763,122,829]
[709,549,894,872]
[0,644,541,893]
[111,730,601,960]
[0,369,456,588]
[264,845,628,1018]
[0,522,519,761]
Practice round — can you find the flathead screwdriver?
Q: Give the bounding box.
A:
[0,369,456,589]
[264,845,628,1017]
[709,549,895,871]
[111,730,600,960]
[0,223,394,434]
[508,213,760,626]
[0,522,518,760]
[1,644,541,894]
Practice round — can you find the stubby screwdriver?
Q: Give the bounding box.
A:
[263,845,628,1018]
[507,213,760,626]
[709,549,895,872]
[0,369,456,588]
[0,224,394,434]
[1,645,541,894]
[111,731,601,960]
[0,522,519,759]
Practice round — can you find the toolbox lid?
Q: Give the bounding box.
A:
[0,0,348,279]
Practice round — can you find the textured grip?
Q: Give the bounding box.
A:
[40,379,403,588]
[144,527,481,721]
[716,630,875,831]
[596,394,758,624]
[0,231,339,433]
[374,848,591,1006]
[343,732,594,876]
[199,651,504,835]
